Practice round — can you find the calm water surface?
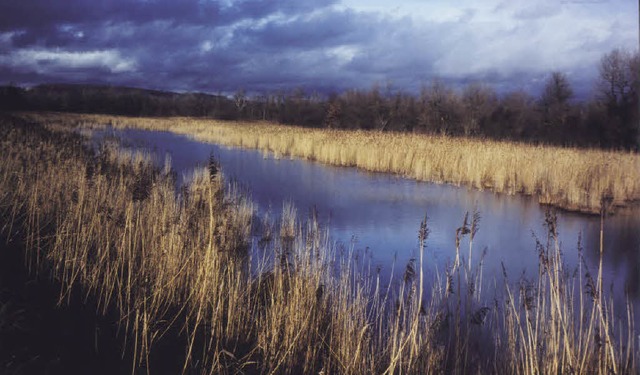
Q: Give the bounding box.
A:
[94,127,640,322]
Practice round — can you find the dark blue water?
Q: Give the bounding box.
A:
[93,127,640,324]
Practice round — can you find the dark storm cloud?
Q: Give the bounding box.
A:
[244,9,373,50]
[0,0,636,96]
[0,1,208,31]
[0,0,312,53]
[0,0,358,91]
[0,0,337,32]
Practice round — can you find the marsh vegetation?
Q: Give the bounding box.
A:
[1,113,638,374]
[25,112,640,214]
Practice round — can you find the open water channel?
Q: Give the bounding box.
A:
[93,127,640,326]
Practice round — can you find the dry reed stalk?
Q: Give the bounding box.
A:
[1,113,637,374]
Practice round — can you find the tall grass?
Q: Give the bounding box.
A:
[1,113,637,374]
[20,111,640,214]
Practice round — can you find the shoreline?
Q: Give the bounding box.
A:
[21,111,640,215]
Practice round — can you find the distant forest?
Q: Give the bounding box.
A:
[2,48,638,150]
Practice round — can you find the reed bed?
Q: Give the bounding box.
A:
[1,113,637,374]
[21,111,640,214]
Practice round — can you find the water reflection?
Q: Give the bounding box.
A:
[93,127,640,323]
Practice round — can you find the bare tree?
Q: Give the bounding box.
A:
[539,72,573,129]
[324,100,341,129]
[541,72,573,106]
[461,82,497,136]
[390,92,417,132]
[254,94,268,120]
[418,80,462,135]
[596,49,640,149]
[597,49,634,106]
[368,84,391,131]
[494,90,539,140]
[233,88,247,117]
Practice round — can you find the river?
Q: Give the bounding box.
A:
[93,127,640,325]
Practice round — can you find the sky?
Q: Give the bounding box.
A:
[0,0,637,98]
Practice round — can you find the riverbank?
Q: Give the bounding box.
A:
[22,112,640,214]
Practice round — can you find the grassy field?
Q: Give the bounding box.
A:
[1,112,637,374]
[22,111,640,214]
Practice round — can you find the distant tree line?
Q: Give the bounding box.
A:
[0,84,239,118]
[2,48,638,150]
